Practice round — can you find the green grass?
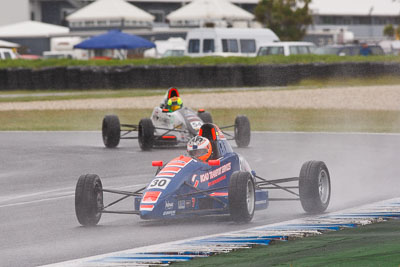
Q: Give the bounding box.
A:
[1,108,400,132]
[1,55,400,69]
[173,219,400,267]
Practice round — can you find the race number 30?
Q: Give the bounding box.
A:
[148,178,171,189]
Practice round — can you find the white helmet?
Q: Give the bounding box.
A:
[187,136,212,162]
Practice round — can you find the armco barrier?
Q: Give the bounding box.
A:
[1,62,400,90]
[0,68,6,90]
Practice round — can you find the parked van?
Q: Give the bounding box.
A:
[257,42,316,56]
[185,28,280,57]
[42,36,88,60]
[0,48,18,60]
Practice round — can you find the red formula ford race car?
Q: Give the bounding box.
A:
[101,87,251,150]
[75,123,331,226]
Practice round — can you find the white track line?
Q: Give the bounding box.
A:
[40,197,400,267]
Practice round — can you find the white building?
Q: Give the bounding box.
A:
[308,0,400,43]
[1,0,400,50]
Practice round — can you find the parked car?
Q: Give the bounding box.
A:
[0,48,18,60]
[257,42,316,56]
[162,49,185,58]
[313,44,384,56]
[43,51,74,59]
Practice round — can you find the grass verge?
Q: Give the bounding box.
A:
[0,55,400,69]
[1,55,400,69]
[172,219,400,267]
[1,108,400,132]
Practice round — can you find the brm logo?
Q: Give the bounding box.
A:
[165,201,174,210]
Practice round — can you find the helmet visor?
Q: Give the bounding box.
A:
[170,105,181,111]
[188,148,209,159]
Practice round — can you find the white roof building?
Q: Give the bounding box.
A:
[166,0,254,27]
[67,0,155,29]
[309,0,400,16]
[306,0,400,44]
[0,20,69,38]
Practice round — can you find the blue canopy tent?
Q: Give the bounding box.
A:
[74,29,155,59]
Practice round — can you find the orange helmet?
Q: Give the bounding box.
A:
[187,136,212,162]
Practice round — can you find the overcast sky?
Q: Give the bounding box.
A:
[0,0,29,27]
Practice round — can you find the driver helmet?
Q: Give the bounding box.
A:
[167,96,183,112]
[187,136,212,162]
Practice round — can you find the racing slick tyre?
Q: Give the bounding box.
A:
[234,115,251,147]
[229,171,255,223]
[75,174,103,226]
[138,118,155,150]
[197,111,213,124]
[102,115,120,148]
[299,161,331,214]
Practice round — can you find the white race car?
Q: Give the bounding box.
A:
[102,88,251,150]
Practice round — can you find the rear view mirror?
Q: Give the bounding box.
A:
[152,161,163,167]
[208,160,220,166]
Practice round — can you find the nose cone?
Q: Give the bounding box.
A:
[139,190,163,220]
[140,199,176,220]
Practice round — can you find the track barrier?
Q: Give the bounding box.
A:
[0,62,399,90]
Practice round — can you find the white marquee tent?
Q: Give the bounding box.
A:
[0,21,69,38]
[0,40,20,48]
[67,0,154,27]
[166,0,254,27]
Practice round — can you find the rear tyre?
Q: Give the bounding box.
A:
[229,171,255,223]
[234,115,251,147]
[198,111,213,124]
[299,161,331,214]
[75,174,103,226]
[138,118,155,150]
[102,115,120,148]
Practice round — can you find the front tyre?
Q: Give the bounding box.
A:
[234,115,251,147]
[299,161,331,214]
[75,174,103,226]
[229,171,255,223]
[102,115,120,148]
[138,118,154,150]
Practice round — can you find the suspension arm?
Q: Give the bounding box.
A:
[255,175,299,197]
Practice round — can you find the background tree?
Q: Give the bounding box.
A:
[396,25,400,40]
[255,0,313,41]
[383,24,395,39]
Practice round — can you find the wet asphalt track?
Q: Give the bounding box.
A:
[0,131,399,267]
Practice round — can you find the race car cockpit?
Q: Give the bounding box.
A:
[198,123,221,160]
